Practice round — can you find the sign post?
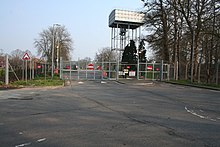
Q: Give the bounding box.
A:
[25,60,28,83]
[22,53,31,83]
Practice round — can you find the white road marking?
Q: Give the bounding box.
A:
[185,106,217,122]
[199,110,204,112]
[134,83,153,86]
[210,119,217,122]
[185,107,205,119]
[14,137,46,147]
[78,81,84,84]
[19,132,23,135]
[209,90,220,93]
[15,142,31,147]
[37,138,46,143]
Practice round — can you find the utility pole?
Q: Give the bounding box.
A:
[52,23,61,79]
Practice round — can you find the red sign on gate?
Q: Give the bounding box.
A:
[147,66,153,70]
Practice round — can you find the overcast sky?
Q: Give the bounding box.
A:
[0,0,144,60]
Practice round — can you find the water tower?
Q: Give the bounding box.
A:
[109,9,145,80]
[109,9,145,52]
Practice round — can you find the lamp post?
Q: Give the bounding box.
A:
[52,24,61,78]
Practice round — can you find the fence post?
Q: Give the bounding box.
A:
[176,61,179,80]
[160,60,164,81]
[32,60,34,80]
[198,63,201,83]
[22,60,24,81]
[137,59,139,80]
[216,59,219,85]
[109,62,111,79]
[45,59,47,81]
[116,56,119,81]
[70,60,72,80]
[93,62,96,80]
[77,59,80,80]
[5,55,9,85]
[59,57,62,79]
[29,60,32,80]
[101,61,104,80]
[86,61,88,80]
[153,62,155,80]
[185,63,188,80]
[168,64,170,81]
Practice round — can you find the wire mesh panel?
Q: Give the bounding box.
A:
[60,59,171,81]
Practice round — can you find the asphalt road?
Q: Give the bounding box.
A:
[0,81,220,147]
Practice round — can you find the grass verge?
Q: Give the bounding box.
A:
[0,78,64,89]
[12,79,64,87]
[166,80,220,90]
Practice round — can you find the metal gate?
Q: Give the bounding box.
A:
[60,60,170,81]
[60,60,117,80]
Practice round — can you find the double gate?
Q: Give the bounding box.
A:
[60,60,170,81]
[60,61,117,80]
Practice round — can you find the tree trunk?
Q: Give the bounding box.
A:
[160,0,170,63]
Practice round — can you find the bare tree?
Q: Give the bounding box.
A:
[34,25,73,63]
[95,47,117,62]
[10,49,24,69]
[141,0,220,83]
[0,49,4,56]
[78,57,92,69]
[142,0,171,63]
[169,0,213,81]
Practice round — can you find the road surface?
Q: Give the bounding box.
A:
[0,81,219,147]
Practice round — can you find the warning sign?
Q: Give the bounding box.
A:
[22,53,31,60]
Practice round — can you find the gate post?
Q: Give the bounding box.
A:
[70,60,72,80]
[116,56,119,81]
[168,64,170,81]
[160,60,164,81]
[101,61,104,80]
[93,62,96,80]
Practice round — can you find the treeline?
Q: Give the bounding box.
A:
[142,0,220,83]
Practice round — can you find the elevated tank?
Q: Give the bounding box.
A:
[109,9,145,29]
